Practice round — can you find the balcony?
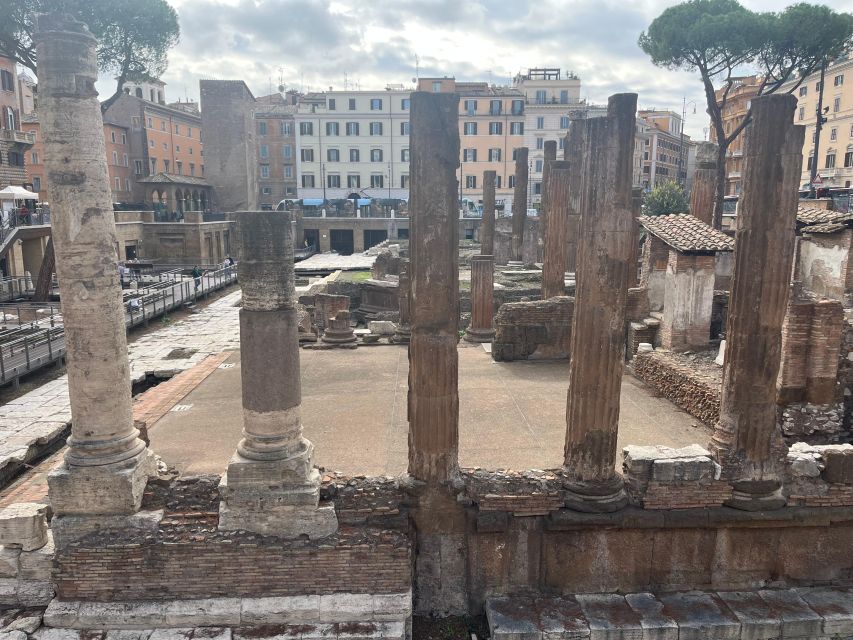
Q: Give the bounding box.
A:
[0,130,36,145]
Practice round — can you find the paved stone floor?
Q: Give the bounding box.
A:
[148,344,710,476]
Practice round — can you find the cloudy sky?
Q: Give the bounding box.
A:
[125,0,853,140]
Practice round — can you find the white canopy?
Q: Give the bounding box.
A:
[0,186,39,200]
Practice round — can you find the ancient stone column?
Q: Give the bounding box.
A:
[465,255,495,343]
[37,15,152,516]
[481,170,497,257]
[392,262,412,344]
[628,187,643,287]
[710,94,804,511]
[565,126,585,275]
[540,140,558,251]
[541,161,571,299]
[563,94,638,512]
[408,92,460,483]
[690,142,718,226]
[219,210,337,538]
[510,147,529,264]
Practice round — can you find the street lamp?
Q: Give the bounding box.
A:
[679,97,698,188]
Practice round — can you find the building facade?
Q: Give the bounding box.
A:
[253,93,298,209]
[638,110,693,189]
[710,76,761,196]
[0,56,35,195]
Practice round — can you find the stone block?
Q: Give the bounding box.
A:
[3,630,29,640]
[66,598,242,629]
[0,578,18,603]
[47,454,154,516]
[221,452,315,488]
[651,456,716,483]
[623,593,678,640]
[5,616,43,634]
[319,593,375,623]
[656,592,740,640]
[367,321,396,336]
[757,589,823,638]
[0,548,20,578]
[372,592,412,621]
[19,531,54,580]
[233,627,300,640]
[218,502,337,540]
[622,445,711,481]
[575,593,643,640]
[822,448,853,484]
[43,600,80,628]
[715,591,780,640]
[240,595,320,624]
[0,503,48,551]
[50,510,163,549]
[799,587,853,636]
[104,632,154,640]
[33,630,91,640]
[17,579,54,606]
[486,597,543,640]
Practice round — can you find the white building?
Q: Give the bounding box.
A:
[294,88,412,201]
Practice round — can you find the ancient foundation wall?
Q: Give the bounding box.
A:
[491,297,573,361]
[632,351,721,425]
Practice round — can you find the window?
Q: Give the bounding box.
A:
[464,122,477,135]
[559,138,565,150]
[302,174,315,187]
[845,151,853,167]
[488,148,501,162]
[262,187,272,195]
[326,122,340,136]
[281,122,292,136]
[826,152,836,168]
[510,122,524,135]
[370,122,383,135]
[463,148,477,162]
[132,116,141,130]
[123,153,128,167]
[327,174,341,187]
[466,175,477,188]
[831,128,838,141]
[150,158,157,173]
[283,145,292,158]
[328,148,340,162]
[401,98,410,110]
[284,166,292,178]
[301,148,314,162]
[190,163,196,176]
[175,124,180,134]
[370,148,383,162]
[177,161,183,175]
[533,182,542,195]
[31,151,38,164]
[111,151,118,165]
[400,121,410,135]
[258,121,267,135]
[560,116,569,128]
[535,90,547,104]
[464,99,477,114]
[328,98,336,110]
[799,107,805,121]
[189,147,193,155]
[347,174,360,188]
[348,98,356,110]
[489,121,503,135]
[160,120,165,131]
[511,100,524,115]
[33,177,41,192]
[0,70,14,91]
[121,133,127,145]
[817,81,822,91]
[187,127,192,138]
[835,75,844,87]
[807,155,814,170]
[535,159,543,172]
[350,148,360,162]
[490,100,502,115]
[346,122,360,136]
[536,137,544,150]
[164,159,170,172]
[401,175,409,188]
[163,142,168,150]
[799,86,808,97]
[371,174,384,187]
[560,90,569,104]
[834,97,842,113]
[147,117,153,128]
[508,175,515,188]
[300,122,313,135]
[432,81,442,93]
[260,144,269,158]
[115,177,121,191]
[7,151,22,166]
[401,148,410,162]
[111,131,116,143]
[125,179,131,192]
[135,160,143,175]
[370,98,383,110]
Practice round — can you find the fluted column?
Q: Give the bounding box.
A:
[38,15,151,516]
[510,147,529,264]
[565,126,584,274]
[628,187,643,287]
[541,161,571,299]
[481,170,496,256]
[408,92,460,483]
[710,95,804,511]
[465,255,495,343]
[392,262,411,344]
[219,210,337,538]
[563,94,638,513]
[540,140,558,256]
[690,142,718,226]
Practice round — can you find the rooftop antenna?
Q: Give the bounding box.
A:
[277,66,285,93]
[415,54,420,80]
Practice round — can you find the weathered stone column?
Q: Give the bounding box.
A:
[408,92,460,483]
[710,94,804,511]
[628,187,643,287]
[481,170,497,257]
[219,210,337,538]
[541,161,571,299]
[465,255,495,343]
[539,140,558,251]
[37,15,152,515]
[510,147,529,264]
[565,126,584,275]
[690,142,718,226]
[392,262,412,344]
[563,94,638,512]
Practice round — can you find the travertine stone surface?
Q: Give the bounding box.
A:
[465,255,495,343]
[0,503,48,551]
[564,126,584,274]
[690,142,718,226]
[563,94,638,512]
[407,92,460,483]
[539,140,558,247]
[511,147,529,263]
[481,171,497,257]
[710,95,805,511]
[541,161,571,300]
[392,263,411,344]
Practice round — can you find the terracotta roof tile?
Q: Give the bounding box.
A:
[638,214,734,252]
[797,205,848,225]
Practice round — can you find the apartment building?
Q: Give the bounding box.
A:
[253,92,298,209]
[638,110,693,189]
[0,56,35,195]
[710,76,761,196]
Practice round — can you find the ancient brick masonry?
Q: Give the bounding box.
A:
[491,297,574,361]
[632,351,721,426]
[711,94,805,511]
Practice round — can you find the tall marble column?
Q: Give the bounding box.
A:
[408,92,460,483]
[37,15,152,515]
[219,210,337,538]
[541,161,571,299]
[481,170,497,257]
[465,255,495,343]
[690,142,718,226]
[510,147,529,264]
[540,140,558,254]
[710,94,804,511]
[563,94,638,513]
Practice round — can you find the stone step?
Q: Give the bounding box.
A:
[486,588,853,640]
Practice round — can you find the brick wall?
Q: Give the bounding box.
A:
[632,351,721,425]
[492,296,573,361]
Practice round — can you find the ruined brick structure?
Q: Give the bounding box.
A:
[491,297,574,361]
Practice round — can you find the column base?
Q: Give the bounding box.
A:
[47,449,155,516]
[321,330,357,344]
[724,480,786,512]
[506,260,525,269]
[391,326,411,344]
[218,501,338,539]
[463,328,495,343]
[563,478,628,513]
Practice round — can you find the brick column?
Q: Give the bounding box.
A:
[219,210,337,538]
[481,170,496,257]
[710,94,804,511]
[408,92,460,483]
[465,255,495,343]
[541,161,571,299]
[37,15,152,516]
[690,142,718,226]
[563,94,638,513]
[540,140,558,250]
[510,147,529,264]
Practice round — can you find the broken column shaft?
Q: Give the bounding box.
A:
[37,15,151,515]
[408,92,460,483]
[392,262,412,344]
[510,147,529,264]
[541,161,571,299]
[219,210,337,538]
[563,94,638,513]
[710,94,804,511]
[480,170,497,256]
[690,142,718,226]
[465,255,495,343]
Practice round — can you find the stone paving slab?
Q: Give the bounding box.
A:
[487,588,853,640]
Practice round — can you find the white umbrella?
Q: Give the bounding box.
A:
[0,186,39,200]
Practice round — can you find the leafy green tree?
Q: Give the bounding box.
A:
[0,0,180,112]
[644,181,689,217]
[639,0,853,229]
